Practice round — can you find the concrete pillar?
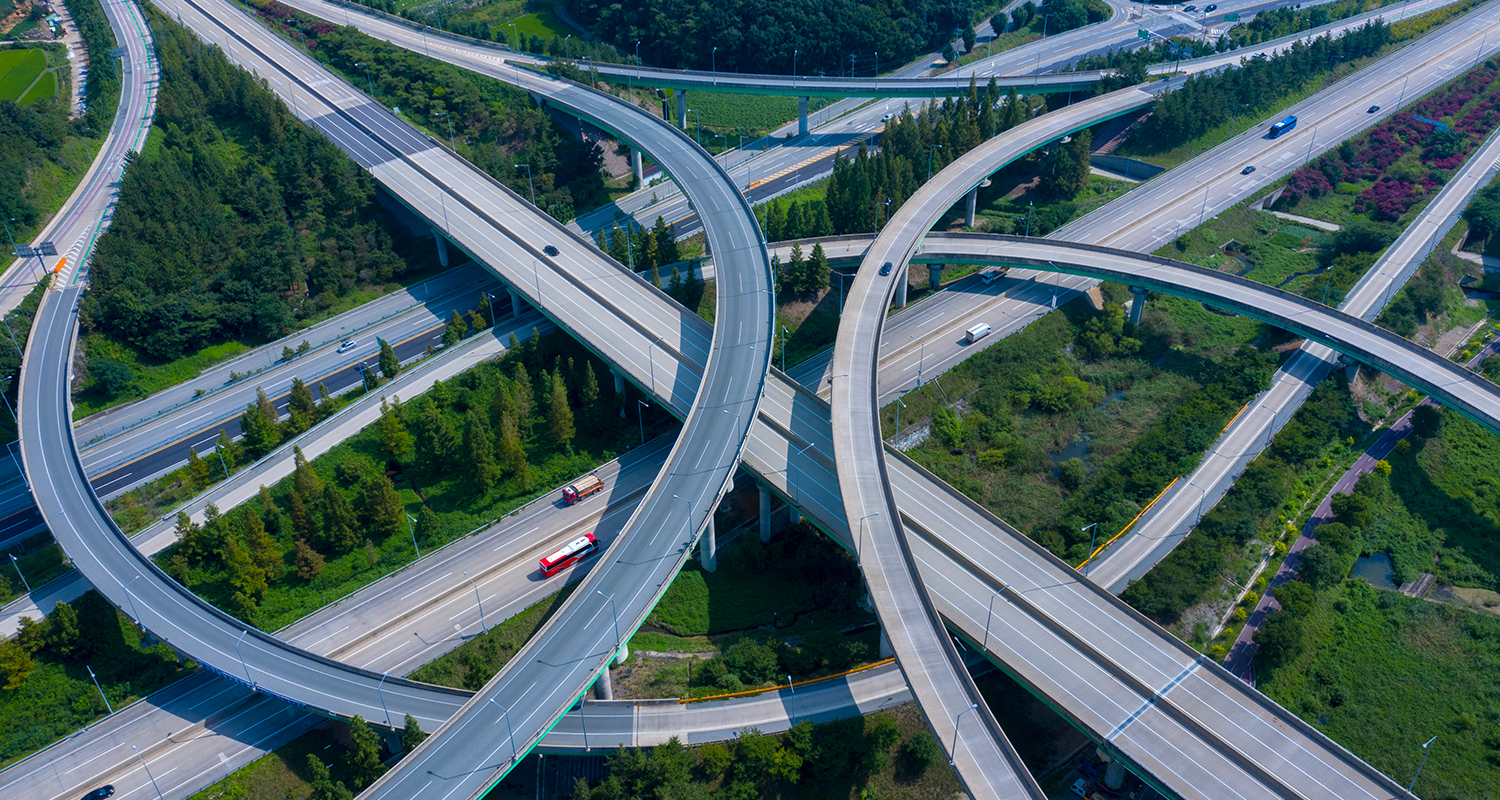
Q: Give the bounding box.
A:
[701,515,717,572]
[894,265,908,307]
[631,148,644,184]
[788,506,801,525]
[965,187,978,227]
[594,666,613,700]
[879,628,894,659]
[382,730,403,754]
[507,286,524,319]
[433,228,449,267]
[610,367,625,394]
[615,643,629,665]
[1105,759,1127,790]
[675,89,686,129]
[759,484,772,543]
[928,264,943,292]
[1128,285,1147,326]
[798,96,809,136]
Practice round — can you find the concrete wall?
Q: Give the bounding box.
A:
[1089,155,1164,181]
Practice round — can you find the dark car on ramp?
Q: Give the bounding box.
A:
[81,788,115,800]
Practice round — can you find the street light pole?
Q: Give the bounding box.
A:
[490,697,519,761]
[858,512,881,564]
[133,745,165,800]
[928,144,943,183]
[9,553,29,594]
[910,334,925,386]
[235,629,253,686]
[950,703,978,765]
[433,111,455,151]
[637,400,650,445]
[87,665,113,714]
[1408,736,1437,792]
[1081,522,1098,574]
[356,62,375,102]
[515,163,535,205]
[712,46,717,84]
[464,570,488,632]
[596,589,621,646]
[408,513,420,557]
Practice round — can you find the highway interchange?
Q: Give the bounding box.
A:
[8,0,1500,792]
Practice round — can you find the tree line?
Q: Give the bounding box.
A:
[823,77,1037,236]
[564,0,982,78]
[250,0,608,223]
[81,14,410,364]
[1128,22,1391,152]
[0,56,73,235]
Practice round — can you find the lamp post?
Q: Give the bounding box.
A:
[596,589,620,646]
[463,570,489,632]
[712,46,717,84]
[875,198,890,235]
[786,674,796,723]
[893,393,907,443]
[408,513,420,557]
[490,697,519,761]
[9,553,29,594]
[910,334,925,386]
[516,163,535,205]
[1408,736,1437,792]
[87,665,113,714]
[234,629,253,686]
[928,144,943,183]
[433,110,455,151]
[637,399,650,445]
[356,62,375,101]
[950,703,978,765]
[1081,522,1098,574]
[376,672,390,726]
[858,512,881,563]
[689,108,701,146]
[565,34,572,59]
[133,745,165,800]
[780,324,790,372]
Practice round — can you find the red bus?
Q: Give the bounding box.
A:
[540,533,600,577]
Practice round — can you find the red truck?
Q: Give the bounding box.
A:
[562,474,604,504]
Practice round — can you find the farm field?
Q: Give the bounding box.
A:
[0,47,53,104]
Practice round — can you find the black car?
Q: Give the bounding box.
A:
[1241,165,1256,175]
[81,788,115,800]
[1367,104,1381,113]
[1182,4,1196,11]
[542,245,560,257]
[1204,3,1217,11]
[879,261,892,276]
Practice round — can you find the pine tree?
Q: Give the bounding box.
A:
[289,488,316,544]
[244,510,282,581]
[580,362,601,427]
[378,339,400,378]
[294,538,325,580]
[318,382,336,416]
[767,200,788,241]
[402,713,427,752]
[240,388,282,456]
[187,448,213,490]
[215,430,240,472]
[344,715,387,790]
[377,398,415,460]
[512,364,536,437]
[46,600,81,657]
[468,308,487,332]
[358,471,402,539]
[463,408,497,491]
[787,244,805,295]
[442,310,468,348]
[361,366,380,392]
[497,414,530,491]
[174,511,204,563]
[319,485,359,554]
[223,538,268,605]
[785,201,807,240]
[606,224,629,265]
[413,400,457,474]
[547,370,575,447]
[415,505,441,548]
[289,377,318,425]
[808,243,831,294]
[306,754,353,800]
[293,446,322,498]
[653,215,679,265]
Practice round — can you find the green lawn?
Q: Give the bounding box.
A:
[0,48,44,102]
[683,91,835,137]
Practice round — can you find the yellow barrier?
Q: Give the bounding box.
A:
[1077,475,1181,571]
[677,657,897,704]
[1219,402,1250,435]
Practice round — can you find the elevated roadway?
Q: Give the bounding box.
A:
[157,2,774,800]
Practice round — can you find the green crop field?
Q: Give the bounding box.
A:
[19,70,55,104]
[0,48,45,102]
[683,91,835,136]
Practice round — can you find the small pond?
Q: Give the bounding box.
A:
[1350,552,1398,591]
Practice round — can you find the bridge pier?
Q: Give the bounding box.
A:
[1128,285,1148,326]
[788,505,800,525]
[964,187,978,227]
[609,367,625,395]
[928,264,943,292]
[879,628,894,659]
[594,665,614,700]
[616,642,628,664]
[798,96,809,137]
[700,515,717,572]
[894,264,908,307]
[631,147,644,184]
[433,228,449,267]
[507,286,525,319]
[675,89,687,129]
[759,484,772,542]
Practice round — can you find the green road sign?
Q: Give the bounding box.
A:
[1226,12,1240,21]
[1138,29,1151,40]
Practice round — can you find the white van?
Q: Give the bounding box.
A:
[965,323,991,343]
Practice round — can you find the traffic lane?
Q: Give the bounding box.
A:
[651,142,847,241]
[0,504,45,548]
[83,293,512,499]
